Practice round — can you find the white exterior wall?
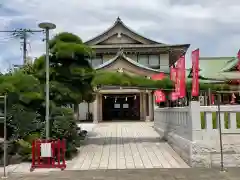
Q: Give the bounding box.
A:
[78,102,93,120]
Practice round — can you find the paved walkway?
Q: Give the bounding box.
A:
[68,122,188,170]
[3,168,240,180]
[0,122,188,174]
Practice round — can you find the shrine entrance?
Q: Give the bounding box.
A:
[102,94,140,121]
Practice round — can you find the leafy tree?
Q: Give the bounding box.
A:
[31,32,95,119]
[0,70,44,139]
[0,32,97,163]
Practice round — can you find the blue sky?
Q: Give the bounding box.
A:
[0,0,240,72]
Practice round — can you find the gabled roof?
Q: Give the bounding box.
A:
[90,43,190,49]
[220,57,238,72]
[85,17,163,45]
[197,57,235,78]
[186,56,240,81]
[95,50,167,73]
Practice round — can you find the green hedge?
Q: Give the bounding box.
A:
[93,71,233,91]
[92,71,174,89]
[200,112,240,129]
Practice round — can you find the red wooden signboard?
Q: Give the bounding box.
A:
[30,139,66,172]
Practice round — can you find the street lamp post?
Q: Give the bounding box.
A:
[38,22,56,139]
[0,95,7,179]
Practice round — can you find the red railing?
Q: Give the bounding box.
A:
[30,139,66,172]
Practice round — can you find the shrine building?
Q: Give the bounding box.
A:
[79,17,190,122]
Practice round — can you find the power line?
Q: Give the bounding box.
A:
[0,37,15,43]
[0,29,43,65]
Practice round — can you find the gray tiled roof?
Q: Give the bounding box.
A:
[95,50,168,73]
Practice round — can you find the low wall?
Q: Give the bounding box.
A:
[154,101,240,167]
[78,103,93,121]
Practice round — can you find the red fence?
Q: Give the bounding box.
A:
[30,139,66,172]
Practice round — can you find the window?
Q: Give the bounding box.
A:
[127,54,137,61]
[160,54,169,70]
[149,55,159,66]
[138,55,148,66]
[91,56,102,67]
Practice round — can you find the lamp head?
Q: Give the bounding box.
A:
[38,22,56,30]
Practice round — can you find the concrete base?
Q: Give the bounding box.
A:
[155,127,192,165]
[145,116,151,122]
[155,127,240,168]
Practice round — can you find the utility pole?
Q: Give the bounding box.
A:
[0,29,43,65]
[22,30,27,65]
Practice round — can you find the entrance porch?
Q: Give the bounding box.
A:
[102,94,140,121]
[92,88,154,123]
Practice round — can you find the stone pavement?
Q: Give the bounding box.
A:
[2,168,240,180]
[68,122,188,170]
[0,122,187,174]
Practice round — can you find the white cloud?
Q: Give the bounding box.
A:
[0,0,240,71]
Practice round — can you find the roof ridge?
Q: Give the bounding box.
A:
[200,56,235,59]
[220,57,238,72]
[84,17,161,45]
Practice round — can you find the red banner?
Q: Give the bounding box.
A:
[179,56,186,98]
[170,66,179,100]
[174,63,180,98]
[191,49,200,97]
[211,94,215,105]
[237,49,240,71]
[154,90,166,103]
[175,56,186,98]
[170,66,177,83]
[151,73,165,80]
[151,73,166,103]
[171,92,178,101]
